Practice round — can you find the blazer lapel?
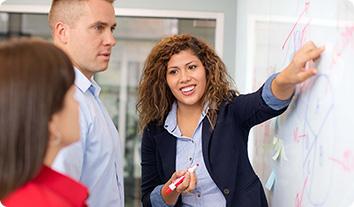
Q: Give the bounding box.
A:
[202,118,213,171]
[155,130,176,181]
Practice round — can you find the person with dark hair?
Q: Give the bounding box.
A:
[137,34,324,207]
[0,38,87,206]
[49,0,124,206]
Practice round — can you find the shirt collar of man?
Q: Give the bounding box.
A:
[74,67,101,97]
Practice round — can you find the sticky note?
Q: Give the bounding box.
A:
[272,144,282,160]
[272,137,281,160]
[272,137,288,161]
[265,170,276,191]
[280,145,288,161]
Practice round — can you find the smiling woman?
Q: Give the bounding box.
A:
[166,49,208,138]
[137,34,323,207]
[166,50,207,116]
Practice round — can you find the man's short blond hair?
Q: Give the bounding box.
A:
[48,0,115,31]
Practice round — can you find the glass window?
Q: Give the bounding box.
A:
[0,12,216,207]
[0,13,8,34]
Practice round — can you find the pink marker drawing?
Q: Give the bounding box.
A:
[165,164,198,195]
[329,149,354,172]
[282,1,310,50]
[295,176,308,207]
[293,127,307,143]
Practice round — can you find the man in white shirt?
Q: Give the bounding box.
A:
[48,0,124,206]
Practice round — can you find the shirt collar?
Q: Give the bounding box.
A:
[74,68,101,97]
[164,102,178,132]
[164,102,209,133]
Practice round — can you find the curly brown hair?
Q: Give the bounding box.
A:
[137,34,238,130]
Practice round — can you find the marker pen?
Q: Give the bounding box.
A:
[165,164,198,195]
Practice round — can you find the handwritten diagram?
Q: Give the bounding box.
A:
[250,0,354,206]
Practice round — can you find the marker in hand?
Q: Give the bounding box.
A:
[165,164,199,195]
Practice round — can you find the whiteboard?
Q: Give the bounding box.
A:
[248,0,354,206]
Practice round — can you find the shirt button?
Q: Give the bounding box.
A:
[223,188,230,195]
[189,157,193,161]
[197,193,201,198]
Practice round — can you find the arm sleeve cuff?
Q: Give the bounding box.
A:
[262,73,292,110]
[150,185,173,207]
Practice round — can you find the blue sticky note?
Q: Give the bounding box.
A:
[265,170,276,191]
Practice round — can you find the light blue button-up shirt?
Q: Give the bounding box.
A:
[150,73,290,206]
[53,68,124,207]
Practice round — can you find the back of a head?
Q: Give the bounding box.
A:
[48,0,115,32]
[0,38,75,199]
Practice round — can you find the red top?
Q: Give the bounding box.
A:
[2,165,88,207]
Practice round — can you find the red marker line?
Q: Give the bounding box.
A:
[282,2,310,50]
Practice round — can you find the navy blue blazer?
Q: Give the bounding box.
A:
[141,86,287,207]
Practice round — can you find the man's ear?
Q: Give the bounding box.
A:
[53,21,69,44]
